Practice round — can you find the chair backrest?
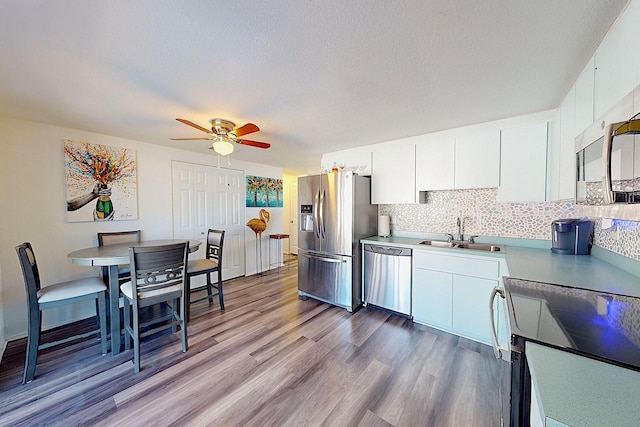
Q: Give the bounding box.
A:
[98,230,141,247]
[205,229,225,267]
[15,242,41,309]
[129,242,188,303]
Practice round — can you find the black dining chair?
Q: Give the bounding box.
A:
[121,242,189,373]
[15,242,108,383]
[185,229,225,321]
[97,230,141,285]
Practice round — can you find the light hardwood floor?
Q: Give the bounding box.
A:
[0,258,501,426]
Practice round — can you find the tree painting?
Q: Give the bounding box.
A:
[65,140,138,222]
[245,175,283,208]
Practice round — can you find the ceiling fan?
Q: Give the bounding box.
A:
[172,118,270,156]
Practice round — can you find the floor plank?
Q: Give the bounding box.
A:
[0,258,501,426]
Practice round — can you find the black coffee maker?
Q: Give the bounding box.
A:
[551,219,593,255]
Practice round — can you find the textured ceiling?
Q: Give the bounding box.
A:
[0,0,629,174]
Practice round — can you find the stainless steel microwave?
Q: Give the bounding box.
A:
[575,86,640,205]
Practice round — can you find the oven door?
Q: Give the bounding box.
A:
[490,287,531,427]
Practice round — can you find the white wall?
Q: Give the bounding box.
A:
[244,165,285,276]
[0,117,282,341]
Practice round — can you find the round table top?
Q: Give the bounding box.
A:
[68,239,201,266]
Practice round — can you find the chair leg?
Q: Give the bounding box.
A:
[217,271,225,311]
[171,298,178,333]
[123,297,132,351]
[23,308,41,384]
[206,273,213,305]
[133,305,140,373]
[180,296,188,353]
[98,292,108,355]
[185,276,191,323]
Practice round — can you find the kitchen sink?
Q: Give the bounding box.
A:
[418,240,502,252]
[455,243,502,252]
[419,240,456,248]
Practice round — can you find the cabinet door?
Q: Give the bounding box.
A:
[555,87,577,200]
[415,132,455,191]
[593,7,640,120]
[412,268,453,329]
[454,127,500,189]
[371,141,416,204]
[498,121,549,202]
[574,58,595,135]
[452,275,498,344]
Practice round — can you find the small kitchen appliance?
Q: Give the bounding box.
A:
[550,218,593,255]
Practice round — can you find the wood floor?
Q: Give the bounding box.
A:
[0,259,501,427]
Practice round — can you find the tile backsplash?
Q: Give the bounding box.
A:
[379,188,640,262]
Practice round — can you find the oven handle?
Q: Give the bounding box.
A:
[489,286,505,360]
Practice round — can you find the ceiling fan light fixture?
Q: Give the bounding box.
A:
[212,136,234,156]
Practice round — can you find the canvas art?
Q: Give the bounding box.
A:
[246,175,283,208]
[65,140,138,222]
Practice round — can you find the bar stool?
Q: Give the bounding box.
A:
[268,234,290,273]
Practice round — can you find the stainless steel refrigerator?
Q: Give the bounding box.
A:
[297,171,377,312]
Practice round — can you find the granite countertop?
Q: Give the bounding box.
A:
[527,342,640,427]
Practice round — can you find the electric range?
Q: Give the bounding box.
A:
[495,277,640,426]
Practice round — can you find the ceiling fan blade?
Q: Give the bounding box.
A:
[234,123,259,137]
[171,137,213,141]
[176,118,211,134]
[237,139,270,149]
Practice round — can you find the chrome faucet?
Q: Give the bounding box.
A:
[456,217,463,241]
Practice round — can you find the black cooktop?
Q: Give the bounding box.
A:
[503,278,640,371]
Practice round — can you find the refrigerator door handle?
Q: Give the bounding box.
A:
[314,189,321,238]
[300,252,347,263]
[319,188,326,238]
[489,286,505,360]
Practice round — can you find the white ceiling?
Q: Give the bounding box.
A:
[0,1,629,175]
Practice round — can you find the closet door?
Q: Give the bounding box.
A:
[214,168,245,279]
[172,161,245,280]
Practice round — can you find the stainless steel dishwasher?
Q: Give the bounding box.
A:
[363,244,412,316]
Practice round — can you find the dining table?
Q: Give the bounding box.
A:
[68,239,201,354]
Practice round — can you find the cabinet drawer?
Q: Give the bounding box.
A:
[413,251,499,279]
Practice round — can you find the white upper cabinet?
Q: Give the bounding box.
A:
[552,88,576,201]
[371,138,416,204]
[415,131,455,191]
[593,0,640,120]
[454,126,500,189]
[415,125,499,193]
[322,146,372,175]
[498,120,549,202]
[575,58,596,135]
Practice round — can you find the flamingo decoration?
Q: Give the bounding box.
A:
[246,209,270,275]
[246,209,270,239]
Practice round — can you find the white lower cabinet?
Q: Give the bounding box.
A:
[452,275,499,343]
[412,249,502,345]
[412,268,453,329]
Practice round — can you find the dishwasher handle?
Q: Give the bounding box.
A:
[364,244,412,256]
